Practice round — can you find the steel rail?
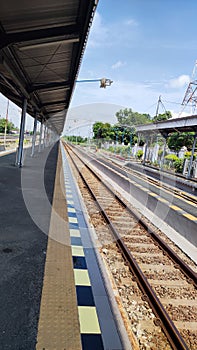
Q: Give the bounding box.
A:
[101,154,197,204]
[124,167,197,205]
[65,143,190,350]
[67,143,197,286]
[74,144,197,205]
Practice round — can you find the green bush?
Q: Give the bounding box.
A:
[24,139,29,145]
[158,149,163,157]
[164,154,179,162]
[115,146,122,154]
[174,158,184,173]
[153,161,159,167]
[184,151,196,160]
[136,149,143,159]
[108,146,115,153]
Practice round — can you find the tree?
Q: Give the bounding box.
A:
[112,125,136,145]
[93,122,113,140]
[115,108,151,126]
[0,118,15,133]
[152,111,172,122]
[167,132,195,152]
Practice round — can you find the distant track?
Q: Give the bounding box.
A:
[74,145,197,206]
[64,142,197,350]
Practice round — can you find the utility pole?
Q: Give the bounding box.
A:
[155,96,162,118]
[155,95,167,119]
[4,99,9,147]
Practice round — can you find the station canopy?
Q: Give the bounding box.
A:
[0,0,97,134]
[136,115,197,137]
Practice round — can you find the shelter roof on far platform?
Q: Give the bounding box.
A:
[135,115,197,136]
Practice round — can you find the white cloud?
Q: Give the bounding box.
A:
[124,19,138,26]
[87,12,140,49]
[168,75,190,89]
[111,61,126,70]
[171,110,190,119]
[88,12,110,48]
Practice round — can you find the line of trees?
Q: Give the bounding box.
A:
[0,118,18,133]
[92,108,153,146]
[93,108,172,146]
[93,122,138,145]
[92,108,195,151]
[64,135,88,144]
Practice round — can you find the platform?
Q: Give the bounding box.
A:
[0,143,58,349]
[36,143,128,349]
[0,143,130,350]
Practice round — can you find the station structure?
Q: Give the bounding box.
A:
[0,2,197,349]
[0,0,100,165]
[136,115,197,178]
[0,2,132,349]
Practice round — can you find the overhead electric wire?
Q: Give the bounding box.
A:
[162,100,183,106]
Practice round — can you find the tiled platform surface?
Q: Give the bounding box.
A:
[0,142,130,349]
[0,143,58,349]
[61,145,126,350]
[36,143,129,350]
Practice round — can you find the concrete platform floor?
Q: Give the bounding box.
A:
[0,143,58,349]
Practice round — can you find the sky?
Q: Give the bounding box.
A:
[65,0,197,134]
[1,0,197,133]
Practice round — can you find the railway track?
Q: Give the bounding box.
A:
[118,161,197,205]
[71,144,197,206]
[64,142,197,350]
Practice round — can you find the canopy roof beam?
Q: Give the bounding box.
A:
[28,81,71,93]
[0,24,80,50]
[41,100,67,108]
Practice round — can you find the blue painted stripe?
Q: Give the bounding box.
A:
[67,212,77,218]
[69,222,79,229]
[76,286,95,306]
[71,236,83,246]
[73,256,87,269]
[81,334,104,350]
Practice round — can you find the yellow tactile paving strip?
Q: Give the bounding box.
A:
[78,307,101,334]
[72,246,85,257]
[70,229,81,237]
[36,146,82,350]
[74,270,91,286]
[61,149,104,347]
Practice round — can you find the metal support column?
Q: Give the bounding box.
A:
[45,127,49,147]
[128,132,133,158]
[142,135,149,165]
[187,133,197,179]
[43,124,47,148]
[115,131,118,154]
[16,98,27,167]
[47,129,51,146]
[31,113,38,157]
[38,121,43,152]
[160,139,167,170]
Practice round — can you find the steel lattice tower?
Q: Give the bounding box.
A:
[182,60,197,114]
